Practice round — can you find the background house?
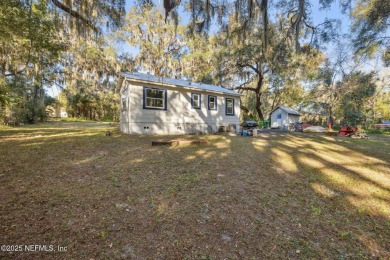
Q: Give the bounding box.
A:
[119,72,241,134]
[46,103,68,118]
[296,102,328,125]
[270,106,301,130]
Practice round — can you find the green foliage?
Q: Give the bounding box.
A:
[182,35,218,83]
[0,0,65,124]
[383,48,390,67]
[336,72,377,125]
[365,129,390,135]
[0,0,123,125]
[124,6,185,77]
[64,87,119,121]
[1,0,387,127]
[0,78,10,106]
[374,92,390,120]
[352,0,390,61]
[214,15,324,120]
[44,95,57,107]
[311,205,322,216]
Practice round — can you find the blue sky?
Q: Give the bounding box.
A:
[47,1,359,97]
[122,0,351,60]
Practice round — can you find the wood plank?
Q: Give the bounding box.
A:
[152,140,207,146]
[324,132,338,136]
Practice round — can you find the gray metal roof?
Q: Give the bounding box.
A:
[271,106,301,116]
[296,102,327,115]
[121,72,241,96]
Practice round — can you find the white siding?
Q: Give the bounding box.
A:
[120,82,130,133]
[287,115,300,124]
[271,108,286,128]
[271,108,300,130]
[121,80,241,134]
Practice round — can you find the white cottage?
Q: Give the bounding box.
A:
[270,106,301,130]
[118,72,242,135]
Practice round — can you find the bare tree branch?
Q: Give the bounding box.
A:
[51,0,100,32]
[237,62,260,74]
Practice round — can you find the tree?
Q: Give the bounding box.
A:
[0,0,126,124]
[0,0,65,123]
[49,0,125,34]
[181,34,219,83]
[123,4,188,77]
[275,0,340,54]
[351,0,390,65]
[320,0,390,65]
[366,71,390,123]
[336,71,377,125]
[215,12,323,120]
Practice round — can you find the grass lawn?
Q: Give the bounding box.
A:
[0,122,389,259]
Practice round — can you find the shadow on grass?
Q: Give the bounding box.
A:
[250,133,389,257]
[0,123,389,259]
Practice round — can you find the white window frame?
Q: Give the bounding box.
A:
[208,95,217,110]
[143,87,167,110]
[191,93,201,109]
[226,98,234,115]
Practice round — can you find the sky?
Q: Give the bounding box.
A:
[122,0,352,61]
[48,0,387,97]
[125,0,390,78]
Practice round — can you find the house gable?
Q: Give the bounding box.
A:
[270,106,301,129]
[120,74,241,135]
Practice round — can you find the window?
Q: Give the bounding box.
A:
[208,95,217,110]
[191,93,201,109]
[226,98,234,115]
[143,87,167,110]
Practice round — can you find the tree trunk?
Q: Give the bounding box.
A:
[51,0,99,32]
[295,0,305,54]
[240,105,250,114]
[31,85,40,123]
[328,106,334,130]
[255,75,264,121]
[255,92,264,121]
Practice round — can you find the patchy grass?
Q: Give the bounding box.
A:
[0,125,12,130]
[0,122,389,259]
[365,128,390,135]
[58,117,89,121]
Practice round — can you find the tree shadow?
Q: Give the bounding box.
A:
[1,125,389,259]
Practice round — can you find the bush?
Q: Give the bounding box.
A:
[365,129,390,135]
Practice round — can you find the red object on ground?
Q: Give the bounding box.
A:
[338,125,357,136]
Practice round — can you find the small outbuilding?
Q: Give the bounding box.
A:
[270,106,301,130]
[118,72,242,135]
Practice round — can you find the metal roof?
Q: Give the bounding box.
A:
[121,72,241,96]
[271,106,301,116]
[296,102,327,115]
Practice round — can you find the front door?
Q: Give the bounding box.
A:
[277,114,282,127]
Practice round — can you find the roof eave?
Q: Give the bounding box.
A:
[270,106,301,116]
[288,113,301,116]
[124,77,242,97]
